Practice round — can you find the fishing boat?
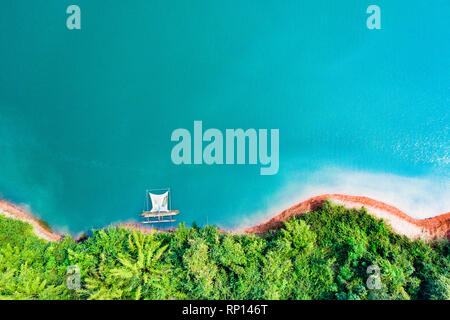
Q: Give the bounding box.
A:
[141,188,179,224]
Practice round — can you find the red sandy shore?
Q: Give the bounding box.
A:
[242,194,450,240]
[1,195,449,241]
[0,200,63,242]
[117,223,176,234]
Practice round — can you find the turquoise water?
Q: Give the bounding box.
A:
[0,1,449,233]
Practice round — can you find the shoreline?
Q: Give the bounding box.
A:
[1,195,449,242]
[0,200,63,242]
[241,194,450,240]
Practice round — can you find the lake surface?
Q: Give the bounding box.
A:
[0,1,449,233]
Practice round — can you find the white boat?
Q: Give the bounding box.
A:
[141,188,179,224]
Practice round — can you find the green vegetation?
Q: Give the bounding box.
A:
[0,201,448,300]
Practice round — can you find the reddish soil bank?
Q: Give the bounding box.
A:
[117,223,176,234]
[242,194,450,240]
[0,200,63,242]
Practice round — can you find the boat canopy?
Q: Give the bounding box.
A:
[149,191,169,213]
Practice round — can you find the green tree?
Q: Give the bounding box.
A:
[84,230,171,300]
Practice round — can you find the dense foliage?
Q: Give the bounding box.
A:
[0,201,448,300]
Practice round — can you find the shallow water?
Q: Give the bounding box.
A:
[0,1,449,233]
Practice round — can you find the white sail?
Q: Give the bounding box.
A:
[149,191,169,212]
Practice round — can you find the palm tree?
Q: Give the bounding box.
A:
[85,230,170,300]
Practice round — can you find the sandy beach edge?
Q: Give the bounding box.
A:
[0,200,63,242]
[240,194,450,240]
[1,195,449,242]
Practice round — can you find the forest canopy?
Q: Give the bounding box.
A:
[0,201,448,300]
